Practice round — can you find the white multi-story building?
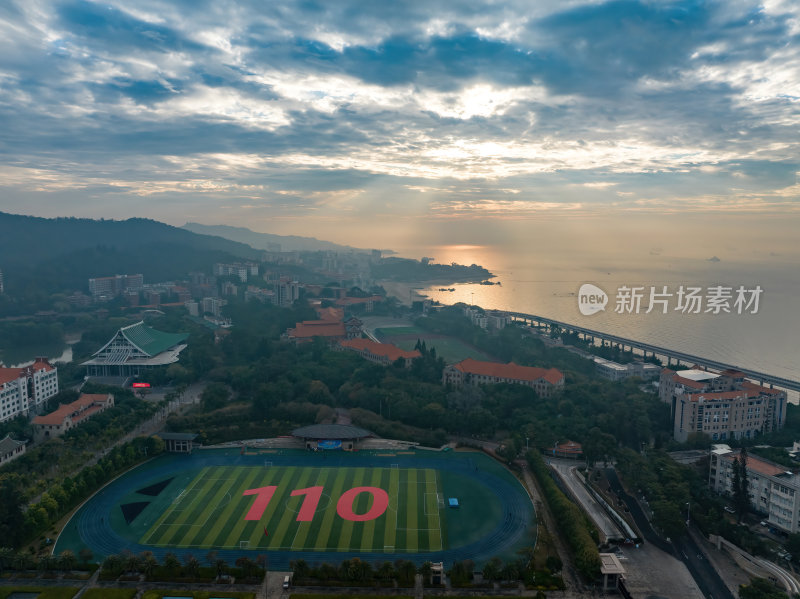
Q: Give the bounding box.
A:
[710,444,800,534]
[213,262,258,282]
[0,358,59,422]
[594,358,661,381]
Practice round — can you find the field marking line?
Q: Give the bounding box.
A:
[141,467,209,544]
[264,466,310,550]
[289,468,328,551]
[358,466,385,552]
[336,467,366,551]
[213,466,267,549]
[313,466,349,551]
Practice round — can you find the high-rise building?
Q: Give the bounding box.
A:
[0,359,59,422]
[88,273,143,300]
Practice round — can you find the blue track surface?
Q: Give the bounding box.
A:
[58,449,533,568]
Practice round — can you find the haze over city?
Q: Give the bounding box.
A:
[0,0,798,255]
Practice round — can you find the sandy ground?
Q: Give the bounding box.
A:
[379,280,431,306]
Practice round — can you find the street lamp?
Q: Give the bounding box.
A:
[686,501,691,527]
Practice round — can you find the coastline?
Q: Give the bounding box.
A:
[379,281,431,306]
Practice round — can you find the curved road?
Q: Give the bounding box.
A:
[58,450,533,569]
[605,468,733,599]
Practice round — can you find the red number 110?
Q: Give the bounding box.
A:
[242,485,389,523]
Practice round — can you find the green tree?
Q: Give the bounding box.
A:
[733,448,750,522]
[739,577,790,599]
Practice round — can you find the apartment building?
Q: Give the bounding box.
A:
[710,445,800,533]
[88,273,143,300]
[0,359,59,422]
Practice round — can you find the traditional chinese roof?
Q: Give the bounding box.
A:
[339,338,421,361]
[452,358,564,385]
[119,322,189,357]
[0,435,25,454]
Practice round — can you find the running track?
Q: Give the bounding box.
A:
[59,450,533,568]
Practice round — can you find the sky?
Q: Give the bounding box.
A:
[0,0,799,252]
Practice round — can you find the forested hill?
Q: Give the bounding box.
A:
[0,212,261,295]
[182,222,378,253]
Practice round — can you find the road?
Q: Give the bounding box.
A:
[548,459,622,543]
[605,468,734,599]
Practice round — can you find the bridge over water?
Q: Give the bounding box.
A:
[507,311,800,393]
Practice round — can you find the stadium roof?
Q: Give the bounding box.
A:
[291,423,373,439]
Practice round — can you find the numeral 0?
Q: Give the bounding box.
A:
[243,485,389,523]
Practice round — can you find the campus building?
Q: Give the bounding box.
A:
[709,445,800,534]
[442,358,564,397]
[213,262,259,283]
[0,358,59,422]
[338,338,421,367]
[594,357,660,382]
[661,368,787,442]
[33,393,114,442]
[82,321,188,377]
[88,273,143,300]
[0,434,26,465]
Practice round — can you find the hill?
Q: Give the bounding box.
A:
[182,222,385,254]
[0,212,261,298]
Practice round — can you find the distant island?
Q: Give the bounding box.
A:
[371,256,492,283]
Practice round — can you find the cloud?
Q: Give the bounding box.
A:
[0,0,796,229]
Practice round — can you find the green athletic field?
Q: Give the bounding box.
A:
[140,465,444,552]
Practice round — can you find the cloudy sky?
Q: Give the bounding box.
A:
[1,0,798,250]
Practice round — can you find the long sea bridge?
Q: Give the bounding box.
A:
[506,311,800,393]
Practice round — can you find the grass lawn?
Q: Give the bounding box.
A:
[0,588,79,599]
[393,337,490,363]
[374,326,425,338]
[137,465,444,553]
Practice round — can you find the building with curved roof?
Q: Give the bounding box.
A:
[82,321,188,377]
[291,423,373,450]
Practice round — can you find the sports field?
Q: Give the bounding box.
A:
[56,448,533,568]
[139,465,444,552]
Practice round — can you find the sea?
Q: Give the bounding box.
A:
[391,243,799,397]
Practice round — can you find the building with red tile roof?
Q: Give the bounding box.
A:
[662,367,787,442]
[33,393,114,442]
[443,358,564,397]
[0,358,58,423]
[552,440,583,459]
[338,338,421,367]
[710,444,800,533]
